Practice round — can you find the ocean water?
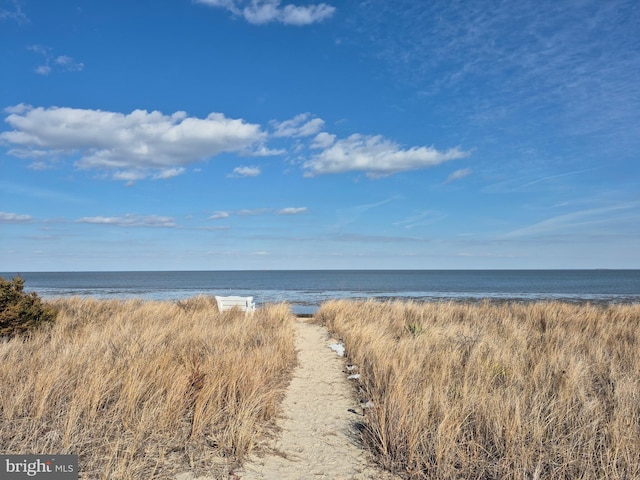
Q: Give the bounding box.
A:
[3,270,639,314]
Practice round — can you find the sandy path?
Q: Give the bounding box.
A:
[235,318,398,480]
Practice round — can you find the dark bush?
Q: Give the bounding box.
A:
[0,276,57,338]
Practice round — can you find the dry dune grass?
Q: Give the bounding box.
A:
[0,296,296,479]
[315,299,640,479]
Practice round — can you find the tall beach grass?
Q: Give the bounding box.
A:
[0,296,296,479]
[315,300,640,479]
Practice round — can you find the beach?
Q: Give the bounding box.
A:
[235,318,399,480]
[1,297,640,479]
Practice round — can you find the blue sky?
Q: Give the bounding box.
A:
[1,0,639,271]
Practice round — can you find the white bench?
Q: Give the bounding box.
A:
[214,295,256,313]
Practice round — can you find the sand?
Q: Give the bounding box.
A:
[177,317,398,480]
[233,318,398,480]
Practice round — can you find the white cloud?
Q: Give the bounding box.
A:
[152,168,185,180]
[0,211,32,223]
[278,207,307,215]
[76,214,178,228]
[303,134,470,177]
[0,0,28,24]
[272,113,325,137]
[7,147,48,159]
[195,0,335,25]
[311,131,336,149]
[26,44,47,55]
[3,105,471,182]
[212,207,306,217]
[247,145,286,156]
[35,65,51,76]
[277,3,334,25]
[197,0,234,6]
[230,165,261,177]
[1,105,265,181]
[238,208,271,215]
[28,161,55,171]
[27,46,83,75]
[241,0,280,23]
[445,168,472,183]
[209,211,230,220]
[112,170,148,185]
[55,55,84,72]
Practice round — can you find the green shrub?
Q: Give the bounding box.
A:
[0,276,57,337]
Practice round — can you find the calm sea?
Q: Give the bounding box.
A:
[3,270,639,314]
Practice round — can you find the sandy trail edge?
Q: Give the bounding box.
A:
[234,318,399,480]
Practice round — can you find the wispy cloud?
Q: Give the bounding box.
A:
[238,208,271,216]
[195,0,335,26]
[393,210,447,229]
[504,203,639,238]
[328,233,427,244]
[28,45,84,75]
[209,211,230,220]
[0,181,83,203]
[278,207,307,215]
[76,214,178,228]
[483,168,601,195]
[209,207,307,218]
[0,0,28,24]
[54,55,85,72]
[352,0,640,151]
[271,113,325,137]
[229,165,261,177]
[2,105,266,181]
[344,197,397,216]
[112,171,149,185]
[198,225,230,231]
[332,197,398,229]
[245,145,286,156]
[35,65,51,75]
[518,168,597,189]
[445,168,472,184]
[304,133,469,177]
[152,168,185,180]
[0,211,32,223]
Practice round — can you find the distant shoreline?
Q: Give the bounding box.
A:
[4,268,640,274]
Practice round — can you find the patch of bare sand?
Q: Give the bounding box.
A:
[233,318,399,480]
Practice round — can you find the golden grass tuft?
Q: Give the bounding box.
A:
[0,296,296,479]
[315,299,640,479]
